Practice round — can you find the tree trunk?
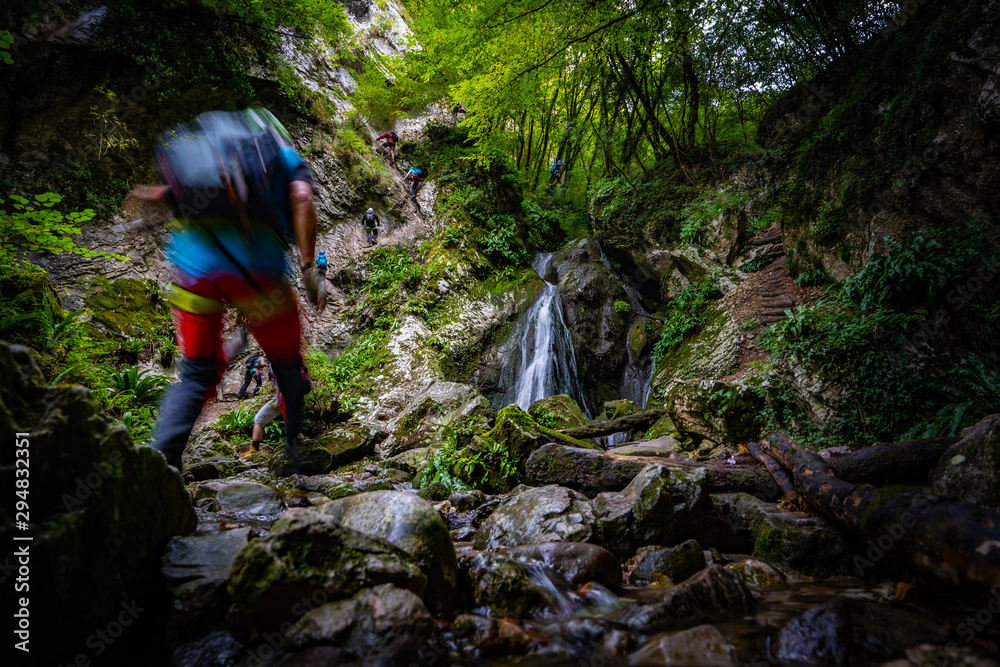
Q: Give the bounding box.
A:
[557,409,666,439]
[828,437,960,486]
[759,434,1000,602]
[746,441,798,498]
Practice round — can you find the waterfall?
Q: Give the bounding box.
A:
[502,253,590,415]
[596,242,654,446]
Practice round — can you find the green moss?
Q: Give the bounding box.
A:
[84,277,171,340]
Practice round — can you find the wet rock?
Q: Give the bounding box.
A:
[497,542,623,592]
[591,464,708,559]
[710,493,854,577]
[0,343,196,663]
[604,398,641,419]
[384,446,435,473]
[453,614,541,656]
[649,307,744,394]
[172,630,245,667]
[626,539,706,586]
[162,528,252,639]
[526,444,649,494]
[213,481,283,515]
[321,490,457,614]
[666,245,744,294]
[449,489,487,511]
[354,478,396,492]
[613,436,684,457]
[451,526,477,542]
[725,558,788,589]
[283,584,438,658]
[930,414,1000,511]
[227,508,426,635]
[377,381,494,458]
[269,439,333,476]
[457,551,555,618]
[775,596,950,664]
[293,473,360,499]
[475,485,597,551]
[483,405,599,467]
[618,565,755,631]
[417,481,451,501]
[443,510,476,531]
[314,424,379,467]
[529,394,590,429]
[628,624,739,666]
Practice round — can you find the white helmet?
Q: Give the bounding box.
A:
[367,208,374,214]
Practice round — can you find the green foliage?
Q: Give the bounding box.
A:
[907,357,1000,438]
[613,300,631,314]
[741,318,761,331]
[0,30,13,64]
[680,191,749,245]
[652,272,723,363]
[740,258,769,273]
[413,432,473,493]
[214,403,259,436]
[480,214,528,267]
[795,269,832,286]
[414,432,518,494]
[0,193,127,268]
[106,365,172,406]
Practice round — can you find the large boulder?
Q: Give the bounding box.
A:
[617,565,755,631]
[377,381,495,458]
[628,624,740,666]
[929,414,1000,511]
[526,444,649,494]
[162,528,252,640]
[321,490,457,614]
[528,394,590,430]
[227,508,426,635]
[475,485,596,551]
[665,245,744,294]
[709,493,855,577]
[457,551,561,618]
[649,307,746,398]
[314,424,380,467]
[483,405,598,466]
[660,379,766,451]
[476,464,709,560]
[0,343,196,665]
[191,480,284,517]
[496,542,622,592]
[625,539,706,586]
[282,584,439,659]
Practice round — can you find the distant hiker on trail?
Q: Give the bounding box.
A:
[316,250,327,276]
[131,107,326,478]
[548,159,564,187]
[452,102,466,123]
[237,353,269,399]
[376,130,399,164]
[404,167,423,199]
[362,207,381,246]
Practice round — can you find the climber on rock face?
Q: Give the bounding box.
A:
[404,167,423,199]
[376,130,400,163]
[362,207,381,246]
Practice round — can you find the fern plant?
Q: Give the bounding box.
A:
[107,365,172,406]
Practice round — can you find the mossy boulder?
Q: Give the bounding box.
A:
[603,399,640,420]
[661,379,765,448]
[268,438,334,476]
[525,443,652,494]
[315,424,379,468]
[484,405,599,466]
[528,394,590,430]
[383,446,436,474]
[227,508,426,635]
[83,276,171,340]
[725,558,790,589]
[929,414,1000,511]
[377,381,495,458]
[616,565,755,631]
[321,490,458,614]
[649,307,744,395]
[282,584,439,658]
[710,493,855,577]
[0,343,196,664]
[293,474,361,500]
[475,485,597,551]
[417,480,451,501]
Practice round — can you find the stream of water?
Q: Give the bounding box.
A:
[502,253,590,415]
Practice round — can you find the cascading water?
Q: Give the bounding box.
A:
[501,253,590,415]
[596,242,654,446]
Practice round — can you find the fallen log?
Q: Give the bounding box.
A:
[827,436,960,486]
[557,409,666,439]
[746,441,798,499]
[525,443,781,499]
[759,433,1000,602]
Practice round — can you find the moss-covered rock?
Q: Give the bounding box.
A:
[616,565,755,631]
[525,443,652,494]
[227,508,426,635]
[475,485,597,551]
[321,490,458,614]
[528,394,590,430]
[417,480,451,501]
[929,414,1000,511]
[661,379,766,447]
[603,398,641,420]
[457,551,556,618]
[710,493,855,577]
[315,424,379,467]
[292,473,361,500]
[725,558,789,589]
[0,342,196,664]
[83,276,171,341]
[649,306,744,397]
[483,405,599,466]
[377,381,495,458]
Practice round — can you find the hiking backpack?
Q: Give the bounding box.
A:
[408,167,423,179]
[390,131,399,143]
[155,108,294,242]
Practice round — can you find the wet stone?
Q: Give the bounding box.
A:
[626,538,706,586]
[450,489,487,511]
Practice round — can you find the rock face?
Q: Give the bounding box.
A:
[283,584,439,658]
[227,508,426,635]
[320,490,458,614]
[709,493,855,577]
[929,414,1000,511]
[649,308,746,398]
[617,565,755,631]
[476,464,709,559]
[457,551,560,618]
[162,528,252,640]
[0,343,196,664]
[377,381,495,458]
[661,379,766,451]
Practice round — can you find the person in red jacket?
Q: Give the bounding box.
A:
[376,130,399,163]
